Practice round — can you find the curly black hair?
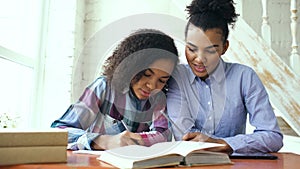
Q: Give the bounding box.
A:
[102,29,179,92]
[185,0,239,43]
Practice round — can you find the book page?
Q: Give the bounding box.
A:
[104,141,224,160]
[166,141,224,156]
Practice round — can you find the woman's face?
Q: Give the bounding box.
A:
[131,58,175,100]
[185,25,229,80]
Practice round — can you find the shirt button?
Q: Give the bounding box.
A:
[208,102,211,105]
[206,85,209,88]
[208,116,212,120]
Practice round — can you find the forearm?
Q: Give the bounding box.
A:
[205,137,233,154]
[182,132,233,153]
[51,118,98,150]
[223,131,283,153]
[61,127,99,150]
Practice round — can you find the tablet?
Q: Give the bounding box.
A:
[229,152,278,160]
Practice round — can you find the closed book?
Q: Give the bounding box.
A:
[98,141,232,169]
[0,146,67,165]
[0,128,68,147]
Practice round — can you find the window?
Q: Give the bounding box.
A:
[0,55,33,128]
[0,0,46,128]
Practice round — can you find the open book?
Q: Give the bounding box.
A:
[97,141,232,168]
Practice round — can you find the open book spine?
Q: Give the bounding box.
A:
[0,146,67,165]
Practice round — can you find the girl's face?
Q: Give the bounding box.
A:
[131,58,175,100]
[185,24,229,80]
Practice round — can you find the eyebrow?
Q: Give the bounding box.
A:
[147,68,170,79]
[186,42,219,49]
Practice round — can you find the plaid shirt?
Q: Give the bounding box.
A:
[51,76,171,150]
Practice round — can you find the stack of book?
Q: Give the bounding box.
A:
[0,128,68,165]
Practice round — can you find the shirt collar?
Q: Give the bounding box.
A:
[117,85,140,102]
[128,87,139,102]
[128,87,149,106]
[186,65,198,85]
[209,58,226,83]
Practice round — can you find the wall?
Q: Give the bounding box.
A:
[71,0,86,101]
[241,0,300,65]
[225,18,300,135]
[71,0,188,101]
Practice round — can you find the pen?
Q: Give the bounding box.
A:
[121,120,130,131]
[121,119,140,145]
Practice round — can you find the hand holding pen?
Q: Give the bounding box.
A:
[90,120,144,150]
[121,120,144,145]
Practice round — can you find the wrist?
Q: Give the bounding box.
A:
[217,139,233,154]
[91,135,107,150]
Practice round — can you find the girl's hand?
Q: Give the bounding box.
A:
[91,131,144,150]
[182,132,233,154]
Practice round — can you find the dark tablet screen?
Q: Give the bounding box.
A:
[229,152,278,160]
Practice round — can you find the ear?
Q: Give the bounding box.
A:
[221,40,229,55]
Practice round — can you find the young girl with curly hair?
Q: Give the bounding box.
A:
[52,29,179,150]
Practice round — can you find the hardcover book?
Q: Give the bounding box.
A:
[0,146,67,165]
[0,128,68,147]
[98,141,232,168]
[0,128,68,165]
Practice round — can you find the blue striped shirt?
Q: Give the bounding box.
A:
[167,59,283,153]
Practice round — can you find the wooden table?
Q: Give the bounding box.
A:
[1,151,299,169]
